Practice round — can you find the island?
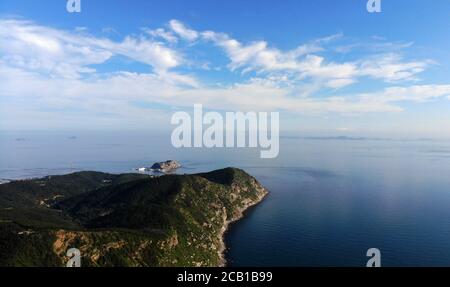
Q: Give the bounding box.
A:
[151,160,181,173]
[135,160,181,174]
[0,167,268,267]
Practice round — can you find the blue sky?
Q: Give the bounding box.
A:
[1,0,450,137]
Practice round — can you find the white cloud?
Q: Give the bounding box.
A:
[0,18,448,130]
[360,85,450,103]
[144,27,178,43]
[169,20,199,41]
[326,78,357,89]
[358,54,430,82]
[110,36,181,72]
[2,59,448,119]
[198,26,429,88]
[335,40,414,54]
[201,31,322,72]
[0,19,112,78]
[0,19,183,78]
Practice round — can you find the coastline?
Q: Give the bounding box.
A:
[217,188,269,267]
[0,168,268,267]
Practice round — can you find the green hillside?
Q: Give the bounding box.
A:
[0,168,268,267]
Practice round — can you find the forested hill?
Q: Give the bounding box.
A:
[0,168,268,267]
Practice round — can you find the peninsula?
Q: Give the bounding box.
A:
[0,168,268,267]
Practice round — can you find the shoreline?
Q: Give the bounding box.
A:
[217,189,269,267]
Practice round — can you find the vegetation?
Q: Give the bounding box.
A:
[0,168,267,267]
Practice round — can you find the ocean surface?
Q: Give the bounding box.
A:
[2,131,450,266]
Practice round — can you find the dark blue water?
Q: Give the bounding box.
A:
[2,131,450,266]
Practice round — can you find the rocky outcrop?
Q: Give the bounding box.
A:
[151,160,181,173]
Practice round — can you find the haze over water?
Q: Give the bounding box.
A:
[2,131,450,266]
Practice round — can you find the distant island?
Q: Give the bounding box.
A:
[136,160,181,173]
[151,160,182,173]
[0,167,268,267]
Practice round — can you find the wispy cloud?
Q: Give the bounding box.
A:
[0,18,448,130]
[0,19,183,78]
[197,29,430,86]
[143,27,178,43]
[169,20,199,41]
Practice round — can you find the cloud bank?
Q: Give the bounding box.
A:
[0,18,449,130]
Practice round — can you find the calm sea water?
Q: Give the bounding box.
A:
[2,131,450,266]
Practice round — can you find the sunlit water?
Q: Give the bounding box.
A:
[2,131,450,266]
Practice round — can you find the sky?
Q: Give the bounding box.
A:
[0,0,450,137]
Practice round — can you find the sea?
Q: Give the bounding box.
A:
[2,131,450,267]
